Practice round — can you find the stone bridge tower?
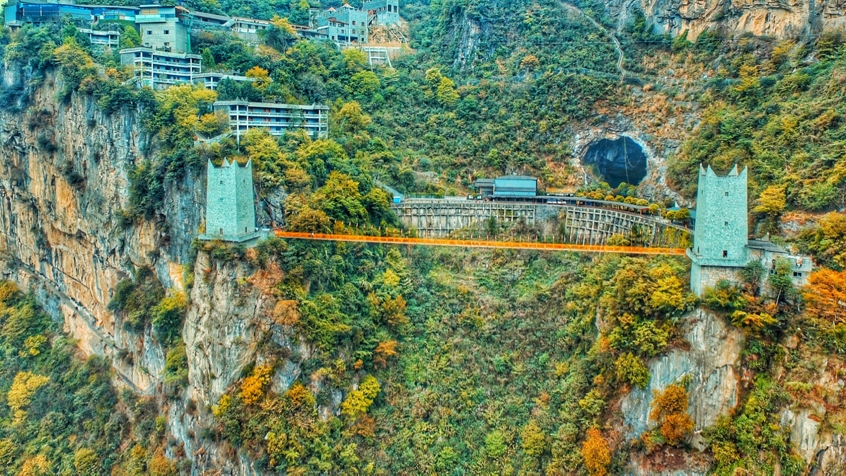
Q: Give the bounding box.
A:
[201,159,258,242]
[687,164,749,296]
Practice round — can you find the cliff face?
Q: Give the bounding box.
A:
[613,0,846,40]
[0,67,201,393]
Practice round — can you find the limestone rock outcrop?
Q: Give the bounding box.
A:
[621,308,744,439]
[611,0,846,40]
[0,68,195,393]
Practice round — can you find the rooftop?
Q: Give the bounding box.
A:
[747,239,788,254]
[214,100,330,110]
[496,175,537,182]
[120,47,202,59]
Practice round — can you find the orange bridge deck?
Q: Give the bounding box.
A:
[273,231,687,255]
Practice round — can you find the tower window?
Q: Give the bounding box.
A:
[722,250,728,258]
[724,221,728,226]
[725,192,729,196]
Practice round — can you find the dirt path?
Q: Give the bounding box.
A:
[561,1,629,81]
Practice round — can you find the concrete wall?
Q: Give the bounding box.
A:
[141,21,189,53]
[690,263,743,297]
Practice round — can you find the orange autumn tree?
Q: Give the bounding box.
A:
[649,384,694,446]
[581,427,611,476]
[803,268,846,324]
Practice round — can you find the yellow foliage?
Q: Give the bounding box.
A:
[383,268,400,287]
[375,340,398,358]
[650,384,694,446]
[17,454,50,476]
[0,281,19,302]
[0,439,15,466]
[286,382,316,408]
[374,340,398,368]
[246,66,271,89]
[520,420,546,457]
[381,295,408,327]
[240,365,274,406]
[8,372,49,422]
[148,449,177,476]
[212,394,231,417]
[341,375,380,417]
[581,427,611,476]
[157,84,217,131]
[752,185,787,217]
[21,335,46,357]
[660,412,695,446]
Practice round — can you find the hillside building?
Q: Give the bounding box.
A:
[231,16,271,43]
[120,47,201,89]
[475,176,538,198]
[80,28,120,50]
[687,165,812,296]
[4,1,139,27]
[136,4,190,53]
[316,4,368,45]
[213,100,329,139]
[363,0,400,26]
[201,159,260,242]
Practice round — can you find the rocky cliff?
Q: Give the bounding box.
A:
[0,64,210,383]
[612,0,846,40]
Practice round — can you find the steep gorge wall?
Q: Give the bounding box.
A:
[611,0,846,40]
[0,67,201,393]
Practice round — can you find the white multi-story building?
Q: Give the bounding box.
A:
[80,28,121,50]
[120,47,201,89]
[213,100,329,139]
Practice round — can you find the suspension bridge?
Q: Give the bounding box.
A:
[273,231,687,255]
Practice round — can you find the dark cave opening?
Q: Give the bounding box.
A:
[582,136,647,188]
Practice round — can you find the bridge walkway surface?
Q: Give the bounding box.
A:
[273,231,687,256]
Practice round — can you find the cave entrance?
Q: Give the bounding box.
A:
[582,136,647,188]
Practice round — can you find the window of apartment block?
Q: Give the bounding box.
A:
[164,30,169,34]
[147,30,152,34]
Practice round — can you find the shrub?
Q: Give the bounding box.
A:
[485,430,507,458]
[702,279,747,311]
[341,375,380,418]
[239,365,274,406]
[614,352,651,388]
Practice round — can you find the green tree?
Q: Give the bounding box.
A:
[348,71,381,101]
[768,257,795,303]
[120,24,142,49]
[437,76,459,106]
[337,101,372,134]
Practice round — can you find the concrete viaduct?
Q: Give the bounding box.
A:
[390,199,689,247]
